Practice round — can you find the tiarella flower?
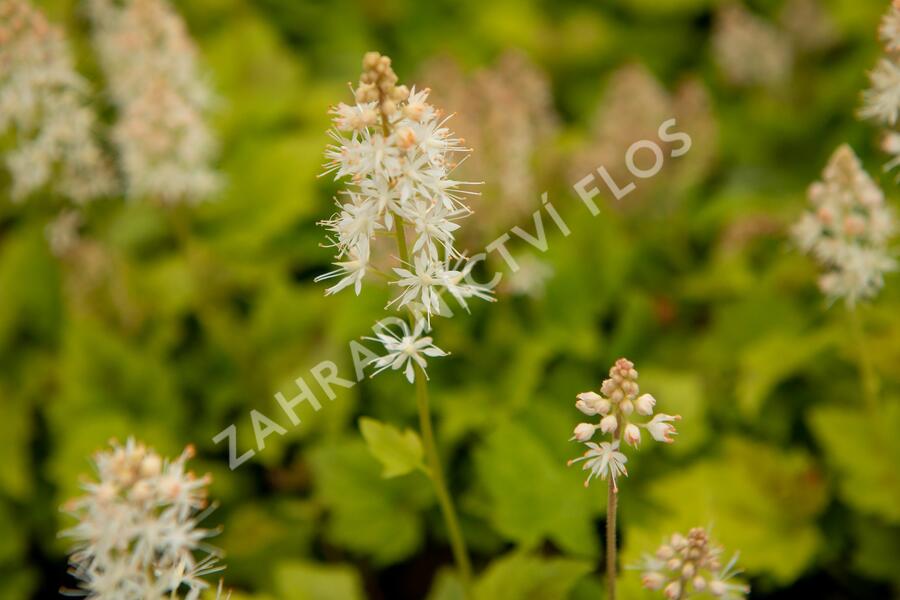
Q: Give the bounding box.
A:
[61,439,226,600]
[317,51,493,328]
[86,0,219,203]
[0,0,115,202]
[366,319,447,383]
[568,358,681,489]
[632,527,749,599]
[314,243,370,296]
[792,145,896,306]
[646,413,681,443]
[712,4,792,88]
[568,441,628,491]
[861,1,900,175]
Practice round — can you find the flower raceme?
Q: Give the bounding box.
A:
[635,527,749,599]
[61,439,225,600]
[317,52,491,311]
[0,0,115,202]
[568,358,681,490]
[792,145,896,306]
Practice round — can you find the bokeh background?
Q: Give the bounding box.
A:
[2,0,900,598]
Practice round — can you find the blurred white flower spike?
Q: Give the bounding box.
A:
[86,0,220,203]
[0,0,115,202]
[318,52,491,310]
[861,1,900,176]
[61,438,227,600]
[568,358,681,491]
[635,527,749,599]
[792,145,896,306]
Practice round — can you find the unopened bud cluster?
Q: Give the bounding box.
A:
[356,51,410,119]
[637,527,749,599]
[61,438,224,599]
[568,358,680,490]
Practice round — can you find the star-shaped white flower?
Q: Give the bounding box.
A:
[568,440,628,491]
[367,319,447,383]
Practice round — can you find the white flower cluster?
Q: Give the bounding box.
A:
[0,0,115,203]
[712,4,792,88]
[793,145,896,306]
[61,438,224,600]
[635,527,749,600]
[318,52,492,381]
[568,358,681,491]
[87,0,219,203]
[861,1,900,175]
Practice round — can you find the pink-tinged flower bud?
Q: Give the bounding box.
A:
[635,393,656,415]
[575,399,597,415]
[664,580,681,599]
[624,423,641,447]
[571,423,596,442]
[641,572,666,590]
[600,414,618,434]
[671,533,687,549]
[667,558,682,571]
[595,398,611,414]
[693,576,707,591]
[647,413,681,443]
[682,561,695,578]
[576,391,602,415]
[620,399,634,415]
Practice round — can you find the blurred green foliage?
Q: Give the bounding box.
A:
[2,0,900,598]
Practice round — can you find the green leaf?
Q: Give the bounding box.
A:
[622,436,827,583]
[809,401,900,523]
[274,560,365,600]
[473,552,592,600]
[736,329,835,417]
[308,439,432,565]
[359,417,425,478]
[474,421,599,556]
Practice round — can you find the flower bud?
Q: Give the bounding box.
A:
[710,580,727,596]
[664,580,681,599]
[620,399,634,415]
[624,423,641,447]
[600,414,618,434]
[635,393,656,415]
[682,561,695,578]
[571,423,596,442]
[693,575,707,591]
[641,572,666,590]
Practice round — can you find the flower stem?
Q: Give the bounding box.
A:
[847,307,879,417]
[393,211,472,589]
[606,425,622,600]
[415,368,473,589]
[606,479,617,600]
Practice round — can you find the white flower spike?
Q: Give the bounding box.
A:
[61,438,226,600]
[792,145,896,306]
[317,52,493,323]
